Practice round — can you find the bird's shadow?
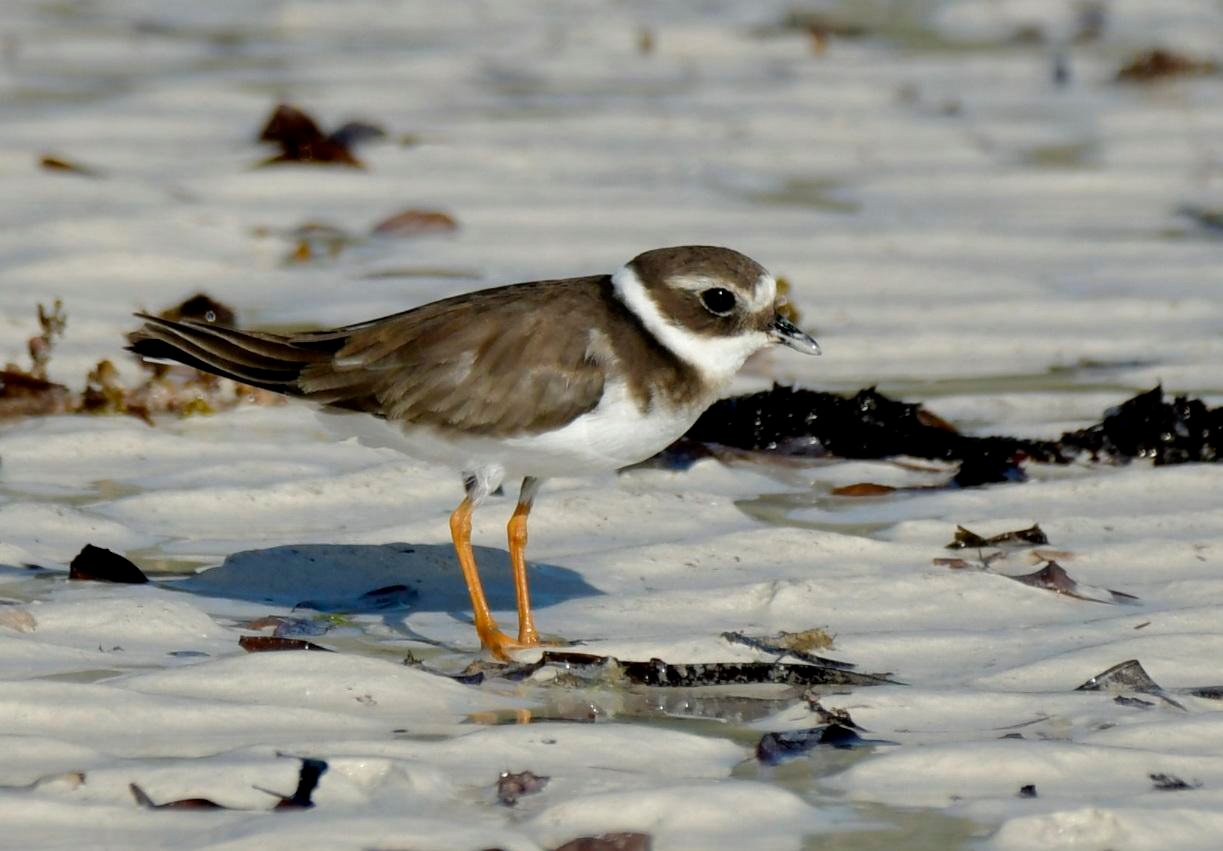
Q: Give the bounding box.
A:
[174,542,601,637]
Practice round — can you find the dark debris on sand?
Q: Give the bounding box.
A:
[68,544,149,584]
[496,769,550,806]
[410,649,895,689]
[674,384,1222,486]
[756,723,892,765]
[256,102,385,168]
[552,833,652,851]
[129,756,328,811]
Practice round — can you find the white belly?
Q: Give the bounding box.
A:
[317,380,707,480]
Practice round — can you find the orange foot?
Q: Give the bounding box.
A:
[481,628,569,660]
[479,628,533,662]
[517,627,569,649]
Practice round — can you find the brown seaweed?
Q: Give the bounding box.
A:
[1,301,71,418]
[411,649,893,688]
[68,545,149,584]
[677,384,1222,486]
[0,369,72,418]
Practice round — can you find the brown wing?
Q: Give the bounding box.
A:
[128,277,611,436]
[294,276,610,435]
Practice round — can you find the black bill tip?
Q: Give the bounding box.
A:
[770,315,821,355]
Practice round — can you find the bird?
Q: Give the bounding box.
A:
[128,245,820,659]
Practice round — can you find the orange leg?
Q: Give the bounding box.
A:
[507,502,538,645]
[507,477,543,645]
[449,496,521,660]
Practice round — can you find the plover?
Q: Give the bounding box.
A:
[129,246,820,658]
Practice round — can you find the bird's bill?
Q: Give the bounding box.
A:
[769,315,821,355]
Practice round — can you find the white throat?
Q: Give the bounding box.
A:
[611,264,771,389]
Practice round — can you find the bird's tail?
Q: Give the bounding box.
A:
[126,314,346,397]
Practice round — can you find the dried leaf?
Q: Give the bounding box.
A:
[39,154,102,177]
[238,635,332,653]
[371,208,459,237]
[947,524,1048,550]
[1075,659,1186,711]
[1009,561,1137,605]
[256,102,364,167]
[258,103,325,144]
[260,141,361,168]
[831,482,895,497]
[721,629,850,669]
[68,544,149,584]
[777,627,835,653]
[553,834,652,851]
[496,770,550,806]
[1117,49,1217,82]
[1076,659,1163,693]
[130,783,226,810]
[1029,549,1074,563]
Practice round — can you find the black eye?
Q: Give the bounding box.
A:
[700,287,736,316]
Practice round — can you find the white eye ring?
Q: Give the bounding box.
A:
[700,287,736,316]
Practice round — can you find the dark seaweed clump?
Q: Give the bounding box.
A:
[681,385,1222,485]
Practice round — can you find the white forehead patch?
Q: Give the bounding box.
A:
[611,264,773,388]
[663,272,777,314]
[750,273,777,313]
